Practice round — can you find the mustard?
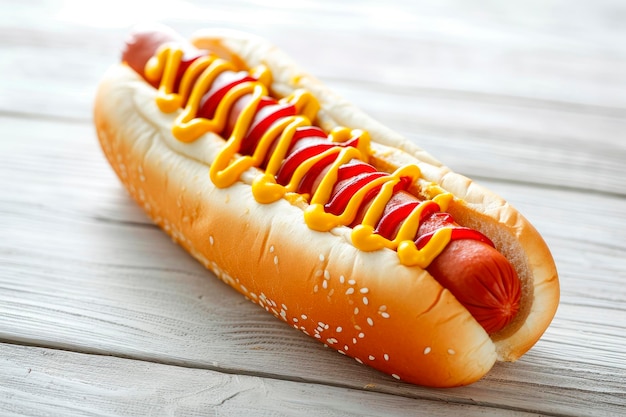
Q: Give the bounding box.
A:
[146,43,457,267]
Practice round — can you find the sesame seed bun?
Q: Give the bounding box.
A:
[93,29,559,387]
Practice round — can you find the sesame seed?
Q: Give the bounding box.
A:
[314,284,319,293]
[322,280,328,289]
[315,270,323,277]
[348,279,356,285]
[383,354,389,361]
[355,358,363,364]
[366,317,374,326]
[379,305,387,312]
[345,288,355,295]
[360,288,369,294]
[319,254,325,262]
[358,332,365,339]
[354,307,359,315]
[336,326,343,333]
[423,347,431,355]
[318,321,326,328]
[352,338,357,344]
[338,350,346,355]
[270,245,275,253]
[381,312,390,319]
[301,314,308,320]
[273,255,278,265]
[292,317,299,323]
[448,349,456,355]
[209,236,214,245]
[344,345,349,351]
[368,355,375,361]
[392,374,401,380]
[339,275,345,284]
[328,289,335,297]
[324,270,330,280]
[282,304,288,311]
[362,297,369,305]
[314,334,321,339]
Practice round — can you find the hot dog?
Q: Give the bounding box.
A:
[94,23,559,387]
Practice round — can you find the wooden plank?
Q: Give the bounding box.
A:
[2,0,626,111]
[1,343,540,417]
[0,117,624,416]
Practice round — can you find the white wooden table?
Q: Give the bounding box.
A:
[1,1,625,415]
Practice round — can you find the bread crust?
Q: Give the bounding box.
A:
[93,29,559,386]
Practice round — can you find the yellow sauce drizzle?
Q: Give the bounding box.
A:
[145,43,457,267]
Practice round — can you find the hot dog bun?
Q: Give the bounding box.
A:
[93,27,559,387]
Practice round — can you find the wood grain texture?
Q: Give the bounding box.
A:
[4,344,545,417]
[1,0,625,415]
